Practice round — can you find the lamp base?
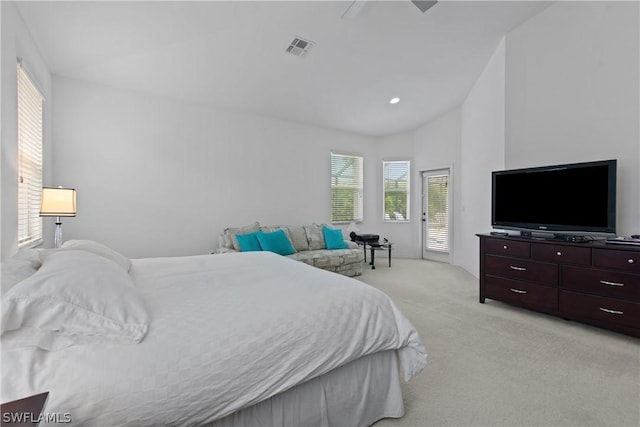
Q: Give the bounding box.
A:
[54,220,63,248]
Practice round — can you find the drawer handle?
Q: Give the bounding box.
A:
[509,266,527,271]
[628,259,635,264]
[599,307,624,315]
[503,245,508,249]
[510,288,527,294]
[556,251,562,256]
[600,280,625,287]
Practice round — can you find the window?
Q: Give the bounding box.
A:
[331,152,363,222]
[17,61,44,247]
[383,161,410,222]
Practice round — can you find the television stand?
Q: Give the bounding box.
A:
[477,233,640,337]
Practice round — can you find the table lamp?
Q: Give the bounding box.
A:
[40,187,76,248]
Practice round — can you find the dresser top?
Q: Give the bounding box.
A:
[476,233,640,252]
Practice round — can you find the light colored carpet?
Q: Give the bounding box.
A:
[356,258,640,427]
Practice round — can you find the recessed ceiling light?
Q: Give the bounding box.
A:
[389,97,400,104]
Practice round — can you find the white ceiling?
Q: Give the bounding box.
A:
[16,0,552,137]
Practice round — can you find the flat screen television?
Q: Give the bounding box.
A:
[491,159,617,237]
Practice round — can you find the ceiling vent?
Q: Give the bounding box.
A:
[286,37,315,57]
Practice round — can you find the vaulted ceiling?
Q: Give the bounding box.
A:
[16,1,552,136]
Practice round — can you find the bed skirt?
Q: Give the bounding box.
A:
[209,350,403,427]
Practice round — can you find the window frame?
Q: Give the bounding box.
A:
[17,60,44,248]
[330,151,364,224]
[382,160,410,223]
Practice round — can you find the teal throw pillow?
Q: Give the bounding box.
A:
[323,226,348,250]
[236,231,263,252]
[256,229,296,256]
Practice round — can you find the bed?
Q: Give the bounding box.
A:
[1,241,426,426]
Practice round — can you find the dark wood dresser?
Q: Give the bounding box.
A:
[478,234,640,337]
[1,392,49,426]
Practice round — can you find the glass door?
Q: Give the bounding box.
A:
[422,169,451,262]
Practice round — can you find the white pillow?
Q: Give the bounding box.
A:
[1,249,42,293]
[59,239,131,272]
[1,250,148,350]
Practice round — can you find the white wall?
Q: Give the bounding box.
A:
[373,109,461,260]
[412,109,461,260]
[505,1,639,236]
[1,2,53,260]
[372,131,414,258]
[457,38,506,276]
[373,0,639,276]
[4,1,636,268]
[453,1,639,275]
[52,77,377,258]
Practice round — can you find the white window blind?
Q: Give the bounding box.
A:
[331,152,363,222]
[17,62,44,247]
[383,161,410,221]
[426,173,449,252]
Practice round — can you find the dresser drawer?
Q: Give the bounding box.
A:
[485,238,530,258]
[485,255,558,286]
[563,266,640,302]
[560,291,640,330]
[593,249,640,273]
[531,243,591,265]
[485,276,558,312]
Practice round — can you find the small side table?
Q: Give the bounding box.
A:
[1,392,49,426]
[369,242,392,269]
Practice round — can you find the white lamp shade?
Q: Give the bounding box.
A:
[40,187,77,217]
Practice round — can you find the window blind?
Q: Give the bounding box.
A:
[331,152,363,222]
[17,63,44,247]
[383,161,410,221]
[426,174,449,252]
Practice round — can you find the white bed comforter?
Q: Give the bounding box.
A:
[2,252,426,426]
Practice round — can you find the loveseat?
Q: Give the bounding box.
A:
[215,222,364,277]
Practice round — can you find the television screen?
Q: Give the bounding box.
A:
[492,159,616,235]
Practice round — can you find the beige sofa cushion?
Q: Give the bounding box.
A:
[304,223,327,251]
[285,226,309,252]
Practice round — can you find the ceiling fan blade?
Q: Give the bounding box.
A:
[342,0,368,20]
[343,0,437,20]
[411,0,438,13]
